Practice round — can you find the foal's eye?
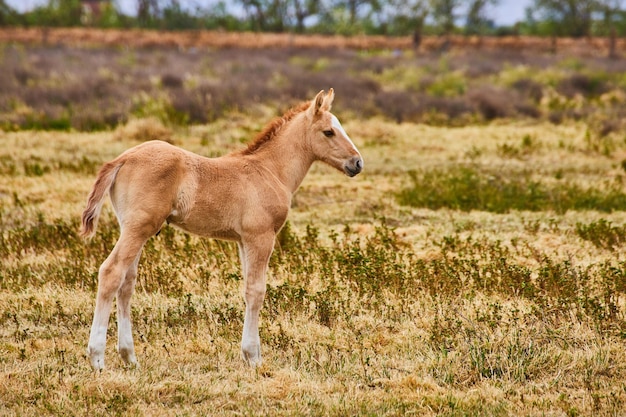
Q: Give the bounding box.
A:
[323,130,334,138]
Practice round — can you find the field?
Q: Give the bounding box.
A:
[1,35,626,416]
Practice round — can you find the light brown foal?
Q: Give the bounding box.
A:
[80,89,363,370]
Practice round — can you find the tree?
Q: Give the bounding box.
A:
[26,0,82,26]
[378,0,428,39]
[327,0,380,26]
[291,0,319,32]
[528,0,599,37]
[0,0,20,26]
[239,0,290,32]
[596,0,625,57]
[597,0,624,34]
[203,1,245,31]
[465,0,498,35]
[266,0,290,31]
[429,0,463,35]
[137,0,160,27]
[160,0,204,29]
[345,0,378,25]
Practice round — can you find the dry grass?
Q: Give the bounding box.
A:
[1,115,626,416]
[112,117,174,143]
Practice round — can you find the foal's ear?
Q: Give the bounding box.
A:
[308,90,326,118]
[321,88,335,111]
[308,88,334,117]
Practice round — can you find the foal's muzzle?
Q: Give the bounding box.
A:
[345,156,363,177]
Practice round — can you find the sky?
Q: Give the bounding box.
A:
[8,0,532,27]
[490,0,530,26]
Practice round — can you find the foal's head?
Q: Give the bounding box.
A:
[305,89,363,177]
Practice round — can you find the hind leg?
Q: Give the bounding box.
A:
[87,231,147,371]
[116,251,142,367]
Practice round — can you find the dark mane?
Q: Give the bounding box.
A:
[240,101,310,155]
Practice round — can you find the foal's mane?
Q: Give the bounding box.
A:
[240,101,310,155]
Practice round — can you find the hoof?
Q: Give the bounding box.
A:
[241,344,262,368]
[87,345,105,371]
[118,347,139,368]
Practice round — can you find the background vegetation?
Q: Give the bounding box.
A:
[3,42,626,133]
[3,0,626,38]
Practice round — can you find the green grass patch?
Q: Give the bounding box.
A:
[397,167,626,213]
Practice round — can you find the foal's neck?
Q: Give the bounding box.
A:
[249,118,315,194]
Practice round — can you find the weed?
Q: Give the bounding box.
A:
[496,134,540,158]
[130,92,188,126]
[557,73,609,99]
[576,219,626,249]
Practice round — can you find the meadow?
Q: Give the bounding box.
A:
[1,38,626,416]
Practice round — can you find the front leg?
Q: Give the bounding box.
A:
[239,234,274,367]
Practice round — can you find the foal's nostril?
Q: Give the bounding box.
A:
[347,157,363,176]
[344,156,363,177]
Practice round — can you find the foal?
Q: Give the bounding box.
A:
[80,89,363,370]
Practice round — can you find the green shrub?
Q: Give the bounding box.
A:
[426,71,467,97]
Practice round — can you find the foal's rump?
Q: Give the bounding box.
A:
[81,140,191,239]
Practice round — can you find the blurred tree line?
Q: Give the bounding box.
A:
[0,0,625,38]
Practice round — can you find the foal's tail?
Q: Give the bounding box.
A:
[80,161,123,240]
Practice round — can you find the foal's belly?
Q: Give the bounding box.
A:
[168,213,241,242]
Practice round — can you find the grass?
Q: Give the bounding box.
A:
[397,166,626,213]
[2,115,626,416]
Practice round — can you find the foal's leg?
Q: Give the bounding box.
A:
[87,231,146,370]
[237,242,248,279]
[116,251,142,367]
[239,234,274,367]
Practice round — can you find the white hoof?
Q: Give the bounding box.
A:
[241,344,262,368]
[87,345,105,371]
